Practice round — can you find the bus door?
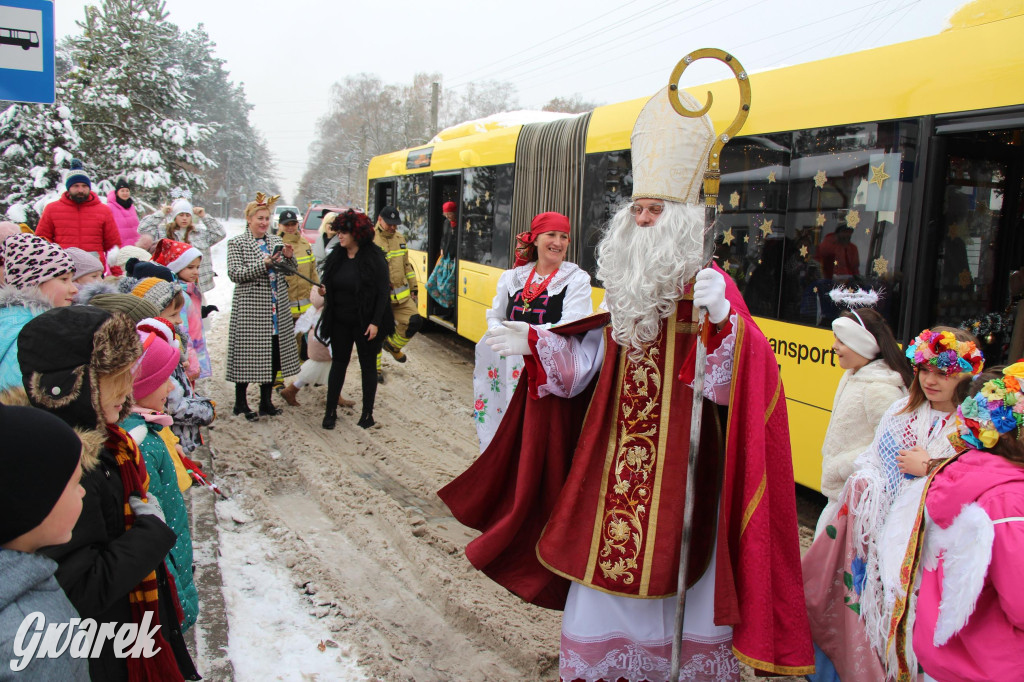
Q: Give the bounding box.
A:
[914,111,1024,363]
[427,172,462,330]
[373,180,396,219]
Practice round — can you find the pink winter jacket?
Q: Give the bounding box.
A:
[106,190,140,246]
[913,449,1024,682]
[35,191,120,265]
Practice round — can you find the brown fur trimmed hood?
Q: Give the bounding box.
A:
[19,306,141,431]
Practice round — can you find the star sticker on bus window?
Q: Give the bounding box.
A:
[722,228,736,245]
[846,209,861,229]
[799,245,808,258]
[873,256,889,277]
[759,201,765,208]
[759,219,774,238]
[816,213,826,227]
[718,203,725,213]
[869,162,890,189]
[729,191,740,208]
[814,169,828,188]
[743,235,750,243]
[767,170,777,183]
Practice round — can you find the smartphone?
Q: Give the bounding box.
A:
[272,244,284,257]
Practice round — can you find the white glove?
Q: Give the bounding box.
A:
[693,268,730,325]
[485,321,532,357]
[129,494,165,523]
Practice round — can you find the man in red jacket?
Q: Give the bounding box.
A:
[36,161,121,267]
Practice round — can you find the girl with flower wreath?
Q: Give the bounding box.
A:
[804,326,983,682]
[902,365,1024,682]
[471,212,592,452]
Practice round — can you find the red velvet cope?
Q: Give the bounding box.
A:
[438,265,813,674]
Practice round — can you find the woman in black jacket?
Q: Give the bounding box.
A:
[316,210,394,430]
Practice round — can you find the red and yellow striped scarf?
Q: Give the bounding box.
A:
[106,425,185,681]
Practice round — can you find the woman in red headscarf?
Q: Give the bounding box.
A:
[472,211,592,451]
[426,201,459,320]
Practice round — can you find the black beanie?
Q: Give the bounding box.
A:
[114,177,130,191]
[125,258,174,282]
[0,404,82,545]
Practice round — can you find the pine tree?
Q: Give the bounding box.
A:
[171,23,277,210]
[0,73,82,223]
[63,0,214,199]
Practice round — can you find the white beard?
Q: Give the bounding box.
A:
[596,201,706,360]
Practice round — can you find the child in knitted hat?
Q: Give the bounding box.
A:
[137,192,226,294]
[106,244,152,277]
[2,233,77,307]
[0,234,76,395]
[16,306,198,680]
[64,246,104,286]
[0,403,89,681]
[153,238,211,378]
[120,318,200,632]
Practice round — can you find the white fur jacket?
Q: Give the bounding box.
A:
[820,359,908,502]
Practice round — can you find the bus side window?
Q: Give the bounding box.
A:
[397,174,430,251]
[460,165,511,270]
[718,134,792,320]
[579,150,633,280]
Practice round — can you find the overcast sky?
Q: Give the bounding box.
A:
[55,0,970,201]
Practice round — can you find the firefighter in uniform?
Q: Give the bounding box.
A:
[278,208,319,360]
[373,205,423,383]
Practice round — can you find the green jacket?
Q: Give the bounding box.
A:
[122,412,198,632]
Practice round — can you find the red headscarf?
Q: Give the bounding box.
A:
[514,212,570,267]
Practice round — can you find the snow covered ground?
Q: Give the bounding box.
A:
[193,220,366,680]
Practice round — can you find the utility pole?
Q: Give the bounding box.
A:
[430,82,440,137]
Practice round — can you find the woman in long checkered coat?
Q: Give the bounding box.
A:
[225,195,302,420]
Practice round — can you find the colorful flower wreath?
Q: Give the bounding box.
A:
[951,363,1024,451]
[905,329,984,376]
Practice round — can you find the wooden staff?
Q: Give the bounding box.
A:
[667,48,751,682]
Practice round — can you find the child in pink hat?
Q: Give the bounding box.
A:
[119,318,200,631]
[152,238,210,379]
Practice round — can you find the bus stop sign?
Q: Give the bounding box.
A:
[0,0,54,104]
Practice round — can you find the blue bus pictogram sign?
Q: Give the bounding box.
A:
[0,0,54,104]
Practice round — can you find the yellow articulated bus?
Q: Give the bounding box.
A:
[366,10,1024,491]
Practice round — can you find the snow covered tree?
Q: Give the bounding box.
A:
[0,74,82,223]
[171,23,276,211]
[63,0,214,199]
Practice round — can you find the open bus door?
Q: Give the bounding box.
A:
[373,181,396,219]
[910,109,1024,364]
[427,172,462,330]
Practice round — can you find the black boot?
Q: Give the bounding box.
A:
[258,382,282,416]
[322,410,337,430]
[233,383,258,422]
[357,411,374,429]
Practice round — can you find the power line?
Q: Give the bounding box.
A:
[476,0,729,89]
[447,0,709,90]
[541,0,902,101]
[444,0,650,85]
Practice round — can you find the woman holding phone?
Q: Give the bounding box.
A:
[225,193,303,420]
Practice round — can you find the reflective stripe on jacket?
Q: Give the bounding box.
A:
[373,225,418,297]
